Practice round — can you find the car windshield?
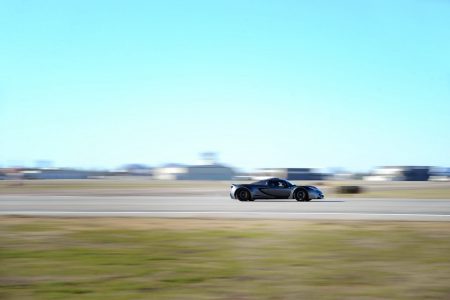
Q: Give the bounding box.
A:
[252,179,294,186]
[279,180,294,187]
[252,180,266,185]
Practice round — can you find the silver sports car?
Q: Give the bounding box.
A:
[230,178,324,201]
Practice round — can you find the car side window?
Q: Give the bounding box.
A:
[270,180,286,188]
[268,180,288,188]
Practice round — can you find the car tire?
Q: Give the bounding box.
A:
[295,189,309,202]
[236,189,251,201]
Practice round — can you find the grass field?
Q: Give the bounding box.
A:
[1,217,450,299]
[1,179,450,198]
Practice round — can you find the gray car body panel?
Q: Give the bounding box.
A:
[230,178,324,200]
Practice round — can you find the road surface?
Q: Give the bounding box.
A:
[1,195,450,221]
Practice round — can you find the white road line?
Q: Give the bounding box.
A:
[1,211,450,218]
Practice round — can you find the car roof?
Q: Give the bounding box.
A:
[252,178,286,184]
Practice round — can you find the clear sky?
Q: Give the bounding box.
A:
[1,0,449,171]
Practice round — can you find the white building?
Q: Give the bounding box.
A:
[153,158,235,181]
[364,167,404,181]
[364,166,430,181]
[153,164,189,180]
[181,164,234,180]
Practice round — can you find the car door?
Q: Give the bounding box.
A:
[260,180,291,198]
[276,180,292,198]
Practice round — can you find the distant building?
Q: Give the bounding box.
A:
[429,167,450,182]
[285,168,327,180]
[181,164,234,180]
[153,164,189,180]
[153,163,234,180]
[252,168,327,181]
[0,168,23,180]
[153,153,235,180]
[22,169,93,179]
[122,164,153,176]
[364,166,430,181]
[251,168,286,180]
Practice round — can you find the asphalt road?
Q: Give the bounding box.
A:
[1,195,450,221]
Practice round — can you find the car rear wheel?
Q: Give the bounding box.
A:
[295,189,308,201]
[236,189,251,201]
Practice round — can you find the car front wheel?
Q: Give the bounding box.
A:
[236,189,251,201]
[295,189,308,201]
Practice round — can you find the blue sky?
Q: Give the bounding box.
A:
[1,0,449,171]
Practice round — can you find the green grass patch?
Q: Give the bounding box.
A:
[1,218,450,299]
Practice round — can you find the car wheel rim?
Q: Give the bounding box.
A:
[240,191,247,200]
